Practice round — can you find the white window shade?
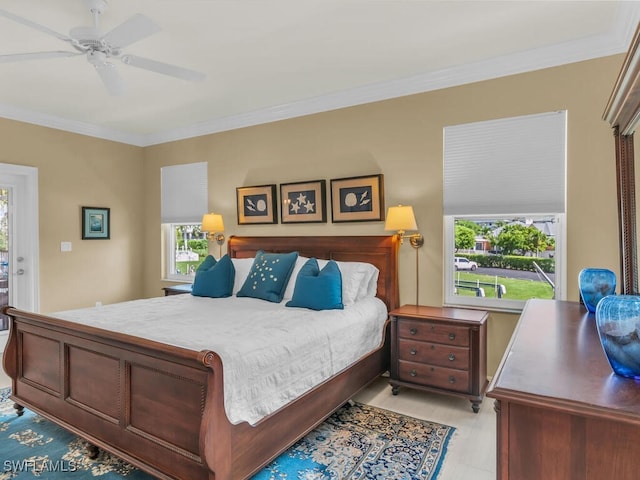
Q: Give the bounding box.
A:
[161,162,208,223]
[443,111,566,216]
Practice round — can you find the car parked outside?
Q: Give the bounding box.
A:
[454,257,478,271]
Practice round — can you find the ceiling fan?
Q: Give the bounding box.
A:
[0,0,206,95]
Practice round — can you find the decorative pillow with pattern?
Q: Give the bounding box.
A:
[236,250,299,303]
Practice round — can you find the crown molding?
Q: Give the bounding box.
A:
[1,4,638,148]
[0,103,146,146]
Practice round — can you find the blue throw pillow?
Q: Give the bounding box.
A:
[286,258,344,310]
[197,254,217,272]
[237,250,299,303]
[191,254,235,298]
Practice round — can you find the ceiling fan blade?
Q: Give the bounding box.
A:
[94,63,126,96]
[121,55,206,82]
[0,51,80,63]
[102,13,161,48]
[0,8,72,42]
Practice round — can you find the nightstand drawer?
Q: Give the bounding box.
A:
[397,319,470,347]
[398,360,470,393]
[398,339,469,370]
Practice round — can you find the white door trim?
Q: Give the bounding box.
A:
[0,163,39,354]
[3,163,39,312]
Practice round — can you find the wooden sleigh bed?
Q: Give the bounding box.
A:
[2,235,399,480]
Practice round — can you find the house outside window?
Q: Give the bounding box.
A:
[443,111,567,312]
[161,162,208,281]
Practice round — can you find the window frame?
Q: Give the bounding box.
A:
[443,214,566,312]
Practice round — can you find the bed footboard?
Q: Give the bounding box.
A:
[2,307,389,480]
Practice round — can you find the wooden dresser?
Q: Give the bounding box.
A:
[389,305,488,412]
[487,299,640,480]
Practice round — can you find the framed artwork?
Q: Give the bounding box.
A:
[330,174,385,222]
[82,207,110,240]
[280,180,327,224]
[236,184,278,224]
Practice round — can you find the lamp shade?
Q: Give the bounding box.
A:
[385,205,418,232]
[201,213,224,233]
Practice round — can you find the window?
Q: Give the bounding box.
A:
[443,111,567,312]
[161,162,208,281]
[165,223,208,279]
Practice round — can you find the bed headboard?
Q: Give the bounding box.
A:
[227,235,400,311]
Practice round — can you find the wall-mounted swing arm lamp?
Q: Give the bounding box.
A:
[385,205,424,306]
[385,205,424,248]
[201,213,225,258]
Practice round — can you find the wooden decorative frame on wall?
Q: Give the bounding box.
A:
[82,207,110,240]
[236,184,278,225]
[280,180,327,224]
[330,174,385,222]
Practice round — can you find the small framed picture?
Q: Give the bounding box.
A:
[82,207,110,240]
[236,184,278,224]
[330,174,385,222]
[280,180,327,224]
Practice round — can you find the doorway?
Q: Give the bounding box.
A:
[0,163,39,353]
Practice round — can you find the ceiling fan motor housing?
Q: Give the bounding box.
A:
[69,26,121,57]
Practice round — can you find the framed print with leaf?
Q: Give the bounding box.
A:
[82,207,110,239]
[280,180,327,224]
[236,184,277,224]
[330,174,385,222]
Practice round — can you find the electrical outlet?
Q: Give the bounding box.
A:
[61,241,72,252]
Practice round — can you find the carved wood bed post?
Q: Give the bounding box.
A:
[603,22,640,295]
[614,127,638,294]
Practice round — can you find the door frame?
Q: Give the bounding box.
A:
[0,163,39,353]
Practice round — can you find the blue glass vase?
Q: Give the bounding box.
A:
[578,268,616,313]
[595,295,640,379]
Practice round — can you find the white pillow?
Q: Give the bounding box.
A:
[231,258,256,295]
[362,267,380,298]
[282,256,310,301]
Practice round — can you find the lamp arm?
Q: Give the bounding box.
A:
[408,233,424,249]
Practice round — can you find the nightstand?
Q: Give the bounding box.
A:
[389,305,488,413]
[162,284,193,296]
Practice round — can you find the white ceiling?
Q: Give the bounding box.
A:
[0,0,638,147]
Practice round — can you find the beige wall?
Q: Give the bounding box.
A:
[0,53,625,375]
[0,119,144,312]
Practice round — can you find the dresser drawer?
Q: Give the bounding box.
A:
[398,360,470,393]
[398,339,470,370]
[397,319,470,347]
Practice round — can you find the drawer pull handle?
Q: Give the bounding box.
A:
[410,328,417,335]
[448,353,456,361]
[448,375,456,384]
[410,348,417,355]
[448,333,456,341]
[410,370,417,377]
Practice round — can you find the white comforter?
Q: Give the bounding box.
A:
[51,295,388,426]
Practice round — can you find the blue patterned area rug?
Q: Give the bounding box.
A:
[0,387,455,479]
